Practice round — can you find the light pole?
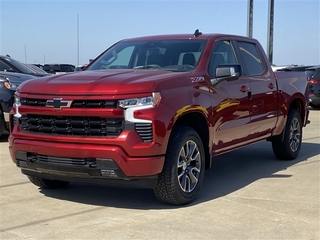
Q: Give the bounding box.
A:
[267,0,275,64]
[247,0,253,38]
[77,13,80,66]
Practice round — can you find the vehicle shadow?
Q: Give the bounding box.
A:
[39,141,319,210]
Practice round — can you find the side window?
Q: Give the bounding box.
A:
[208,40,237,77]
[237,41,264,75]
[0,61,11,71]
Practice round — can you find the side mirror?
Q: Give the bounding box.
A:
[211,64,242,85]
[216,64,242,80]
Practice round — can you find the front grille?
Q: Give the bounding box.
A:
[20,114,123,137]
[21,98,46,107]
[20,98,118,108]
[135,123,153,142]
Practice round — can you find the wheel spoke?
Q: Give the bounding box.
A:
[289,117,301,152]
[177,140,201,193]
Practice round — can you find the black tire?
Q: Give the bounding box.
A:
[272,109,302,160]
[154,126,205,205]
[27,175,70,189]
[0,110,5,137]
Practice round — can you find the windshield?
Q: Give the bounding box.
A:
[87,39,207,72]
[3,57,35,74]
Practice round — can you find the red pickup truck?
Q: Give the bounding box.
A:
[8,31,309,205]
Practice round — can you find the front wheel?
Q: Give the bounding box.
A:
[27,175,70,189]
[272,109,302,160]
[154,126,205,205]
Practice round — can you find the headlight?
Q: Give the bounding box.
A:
[119,92,161,124]
[3,80,18,90]
[119,92,161,109]
[14,95,21,107]
[14,95,21,118]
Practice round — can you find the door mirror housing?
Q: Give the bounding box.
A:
[216,64,242,80]
[211,64,243,85]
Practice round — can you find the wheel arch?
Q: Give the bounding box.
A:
[172,111,211,169]
[289,96,307,126]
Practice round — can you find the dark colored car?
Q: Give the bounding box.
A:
[0,72,38,136]
[306,66,320,109]
[277,65,314,72]
[26,64,51,76]
[43,64,75,74]
[0,55,49,77]
[33,64,44,70]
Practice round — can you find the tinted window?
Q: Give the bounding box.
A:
[2,57,35,74]
[208,40,237,77]
[0,61,11,71]
[237,41,264,76]
[313,70,320,79]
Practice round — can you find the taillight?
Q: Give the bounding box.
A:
[309,79,320,84]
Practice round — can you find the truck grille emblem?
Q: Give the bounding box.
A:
[46,98,72,109]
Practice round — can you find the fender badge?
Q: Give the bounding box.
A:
[191,77,205,83]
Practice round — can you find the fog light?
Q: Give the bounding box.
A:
[100,169,118,178]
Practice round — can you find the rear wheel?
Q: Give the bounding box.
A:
[272,109,302,160]
[154,126,205,205]
[27,175,70,189]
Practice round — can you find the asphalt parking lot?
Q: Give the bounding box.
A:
[0,109,319,240]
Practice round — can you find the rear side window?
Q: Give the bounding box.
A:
[237,41,264,76]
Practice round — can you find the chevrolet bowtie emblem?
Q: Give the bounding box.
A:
[46,98,72,109]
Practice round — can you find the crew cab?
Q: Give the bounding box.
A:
[8,31,309,205]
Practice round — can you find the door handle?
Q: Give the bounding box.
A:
[239,85,249,92]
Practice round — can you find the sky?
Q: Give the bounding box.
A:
[0,0,319,67]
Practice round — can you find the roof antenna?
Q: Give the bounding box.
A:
[193,29,202,37]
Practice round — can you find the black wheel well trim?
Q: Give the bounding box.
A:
[171,111,211,169]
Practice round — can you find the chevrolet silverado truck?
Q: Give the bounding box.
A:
[8,31,309,205]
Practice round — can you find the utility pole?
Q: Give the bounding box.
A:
[247,0,254,38]
[267,0,274,64]
[77,13,80,66]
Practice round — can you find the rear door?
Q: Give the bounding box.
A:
[234,40,278,139]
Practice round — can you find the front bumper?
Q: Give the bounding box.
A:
[9,138,165,188]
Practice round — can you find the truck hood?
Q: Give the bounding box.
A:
[18,69,189,95]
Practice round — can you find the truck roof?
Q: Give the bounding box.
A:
[120,32,256,42]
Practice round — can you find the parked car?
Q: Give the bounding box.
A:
[33,64,44,70]
[0,72,38,136]
[43,64,75,74]
[306,66,320,109]
[26,64,51,76]
[0,55,49,77]
[8,31,309,205]
[74,64,87,71]
[277,65,314,72]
